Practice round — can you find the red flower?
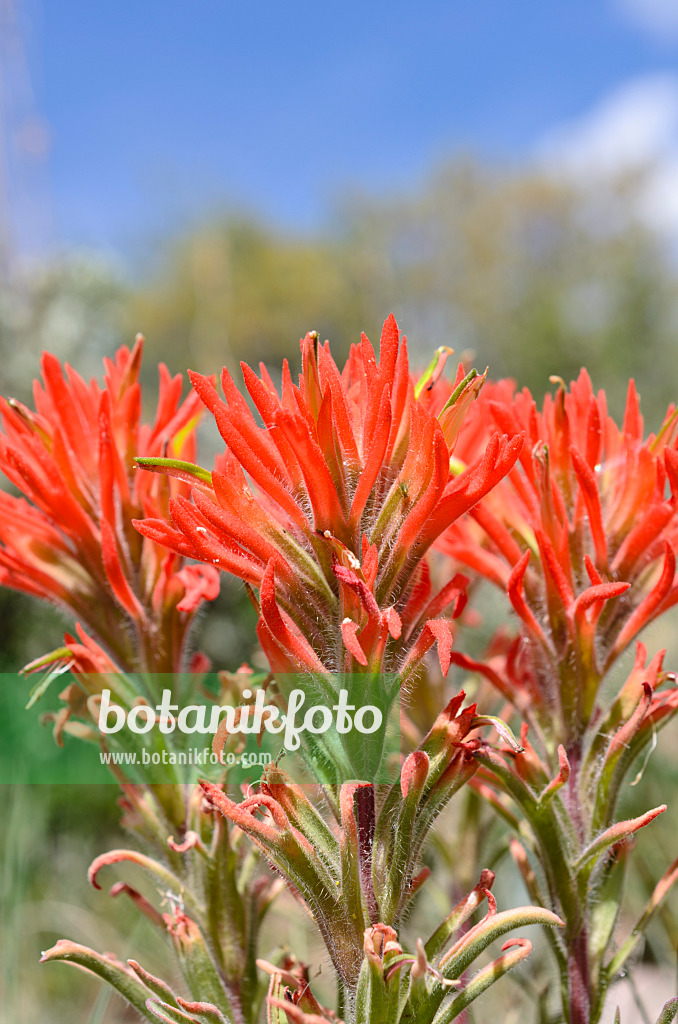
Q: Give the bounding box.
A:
[0,337,219,671]
[135,316,522,677]
[441,370,678,735]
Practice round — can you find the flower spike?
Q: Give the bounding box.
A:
[137,316,521,681]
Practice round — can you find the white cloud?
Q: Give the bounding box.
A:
[614,0,678,39]
[536,74,678,177]
[535,74,678,237]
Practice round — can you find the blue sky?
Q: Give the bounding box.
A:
[9,0,678,254]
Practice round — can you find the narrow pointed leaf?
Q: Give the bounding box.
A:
[574,806,666,873]
[440,906,563,981]
[434,940,533,1023]
[135,456,213,485]
[40,940,157,1021]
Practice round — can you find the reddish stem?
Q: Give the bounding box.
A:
[568,928,591,1024]
[565,741,591,1024]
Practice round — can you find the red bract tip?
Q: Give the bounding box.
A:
[0,343,212,674]
[438,370,678,735]
[139,317,516,681]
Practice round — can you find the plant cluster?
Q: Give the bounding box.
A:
[2,317,678,1023]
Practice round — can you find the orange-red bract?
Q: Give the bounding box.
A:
[136,316,523,678]
[0,337,219,672]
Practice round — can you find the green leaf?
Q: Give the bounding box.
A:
[433,939,534,1023]
[574,806,666,875]
[470,714,524,753]
[440,367,481,411]
[40,940,157,1021]
[25,656,74,709]
[589,842,629,978]
[354,950,388,1023]
[88,848,200,916]
[425,871,495,960]
[438,368,487,450]
[414,347,454,399]
[440,906,564,982]
[147,999,200,1023]
[127,960,181,1007]
[267,997,288,1024]
[135,456,212,486]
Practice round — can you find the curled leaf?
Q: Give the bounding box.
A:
[436,939,533,1023]
[40,940,156,1021]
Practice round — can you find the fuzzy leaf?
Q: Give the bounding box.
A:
[88,848,197,913]
[438,368,487,450]
[440,906,564,980]
[434,939,533,1023]
[176,999,229,1023]
[40,940,156,1021]
[146,999,198,1023]
[574,806,666,874]
[425,870,495,959]
[127,960,181,1006]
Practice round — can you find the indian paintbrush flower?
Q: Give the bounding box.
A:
[134,315,522,681]
[17,329,678,1024]
[436,371,678,1024]
[441,370,678,742]
[0,337,219,673]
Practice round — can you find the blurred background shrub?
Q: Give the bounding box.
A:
[4,161,677,416]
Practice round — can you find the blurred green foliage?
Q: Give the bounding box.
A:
[2,159,676,417]
[128,160,678,419]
